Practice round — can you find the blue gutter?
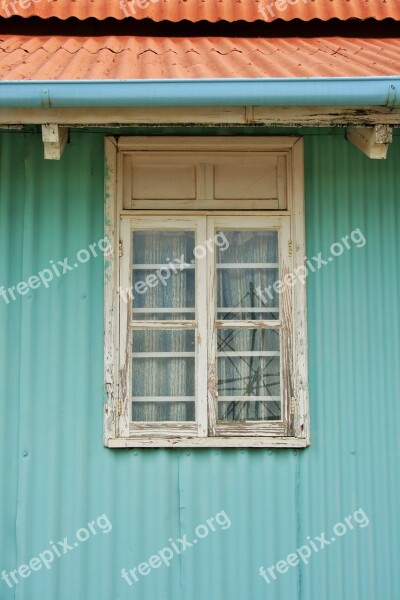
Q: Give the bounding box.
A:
[0,77,399,108]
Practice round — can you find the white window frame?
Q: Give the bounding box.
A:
[104,136,309,448]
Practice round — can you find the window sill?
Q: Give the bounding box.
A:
[106,436,310,449]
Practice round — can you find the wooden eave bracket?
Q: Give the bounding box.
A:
[42,124,68,160]
[346,124,393,159]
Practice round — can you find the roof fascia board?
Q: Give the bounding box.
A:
[2,106,400,127]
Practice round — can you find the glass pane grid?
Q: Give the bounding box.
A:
[216,230,280,322]
[131,230,196,321]
[215,229,282,423]
[131,328,197,423]
[127,224,285,429]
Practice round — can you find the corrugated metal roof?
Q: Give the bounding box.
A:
[1,36,400,80]
[1,0,399,22]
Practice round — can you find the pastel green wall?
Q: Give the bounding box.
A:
[0,129,399,600]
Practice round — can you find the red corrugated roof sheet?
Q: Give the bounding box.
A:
[1,36,400,80]
[0,0,399,22]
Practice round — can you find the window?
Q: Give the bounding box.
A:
[104,137,309,447]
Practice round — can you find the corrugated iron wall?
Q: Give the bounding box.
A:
[0,129,399,600]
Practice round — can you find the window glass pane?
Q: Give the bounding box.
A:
[131,231,195,320]
[216,230,279,321]
[132,329,196,422]
[218,399,281,421]
[217,328,281,421]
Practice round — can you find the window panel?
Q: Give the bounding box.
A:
[217,328,280,353]
[132,231,196,321]
[122,150,286,210]
[217,230,279,264]
[132,401,196,423]
[216,230,280,321]
[131,329,196,422]
[217,329,281,421]
[218,400,281,422]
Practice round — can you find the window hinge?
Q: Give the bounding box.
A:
[119,240,123,257]
[288,240,293,257]
[290,397,296,415]
[117,399,122,417]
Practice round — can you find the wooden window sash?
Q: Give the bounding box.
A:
[206,215,292,437]
[118,216,208,438]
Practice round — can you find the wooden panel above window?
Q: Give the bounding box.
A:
[122,151,288,210]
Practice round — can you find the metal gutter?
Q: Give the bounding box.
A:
[0,77,399,108]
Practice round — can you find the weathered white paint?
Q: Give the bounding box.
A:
[346,125,393,159]
[290,138,310,444]
[2,106,400,126]
[107,436,309,448]
[104,137,119,445]
[42,124,68,160]
[104,136,309,448]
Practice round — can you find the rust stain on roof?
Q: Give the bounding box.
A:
[0,0,399,22]
[1,36,400,80]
